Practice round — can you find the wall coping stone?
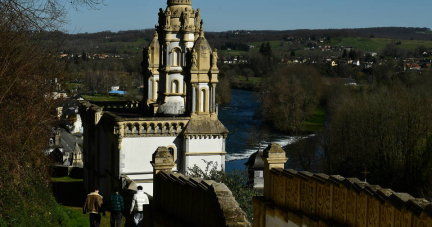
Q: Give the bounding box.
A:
[272,168,432,218]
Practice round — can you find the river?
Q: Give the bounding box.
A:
[218,89,311,172]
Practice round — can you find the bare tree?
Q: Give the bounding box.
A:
[0,0,102,225]
[257,65,322,133]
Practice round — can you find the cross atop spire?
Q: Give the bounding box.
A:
[361,167,370,182]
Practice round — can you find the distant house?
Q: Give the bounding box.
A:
[71,114,83,134]
[46,129,63,155]
[73,94,85,101]
[50,92,68,99]
[109,90,127,95]
[245,147,264,192]
[406,63,421,70]
[331,61,338,67]
[344,46,354,52]
[352,60,361,66]
[363,62,373,69]
[248,45,255,49]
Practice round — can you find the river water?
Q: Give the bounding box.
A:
[218,89,309,172]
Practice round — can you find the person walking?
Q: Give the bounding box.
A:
[109,187,124,227]
[129,186,149,227]
[83,185,105,227]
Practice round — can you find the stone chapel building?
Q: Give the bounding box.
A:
[79,0,228,197]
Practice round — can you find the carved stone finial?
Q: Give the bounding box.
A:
[195,8,201,27]
[199,20,204,37]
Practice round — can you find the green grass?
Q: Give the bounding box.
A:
[101,38,148,54]
[65,206,127,227]
[61,206,90,227]
[52,176,83,183]
[300,105,326,133]
[220,40,284,56]
[82,94,125,101]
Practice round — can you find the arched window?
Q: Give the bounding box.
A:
[168,147,174,157]
[167,145,177,163]
[172,48,181,66]
[200,88,208,112]
[154,80,159,100]
[171,80,179,93]
[200,89,205,112]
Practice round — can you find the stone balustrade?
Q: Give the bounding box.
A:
[253,143,432,227]
[151,146,251,227]
[90,101,140,110]
[115,120,189,137]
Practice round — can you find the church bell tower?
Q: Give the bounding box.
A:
[143,0,219,118]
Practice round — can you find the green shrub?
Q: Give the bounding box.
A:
[187,161,261,224]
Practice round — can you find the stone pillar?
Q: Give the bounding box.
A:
[261,143,288,200]
[151,146,175,205]
[212,84,216,113]
[151,146,175,175]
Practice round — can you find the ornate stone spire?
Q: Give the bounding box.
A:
[167,0,192,6]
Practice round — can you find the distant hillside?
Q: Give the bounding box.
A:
[60,27,432,55]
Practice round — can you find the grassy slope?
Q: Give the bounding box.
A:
[82,94,126,101]
[300,105,326,133]
[96,36,431,56]
[327,37,432,52]
[52,176,84,182]
[221,38,432,56]
[101,38,148,54]
[66,206,127,227]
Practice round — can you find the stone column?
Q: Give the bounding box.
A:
[149,79,153,100]
[212,84,216,113]
[261,143,288,199]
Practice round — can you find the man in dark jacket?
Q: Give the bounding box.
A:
[83,185,105,227]
[109,187,124,227]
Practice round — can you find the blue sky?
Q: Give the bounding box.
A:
[65,0,432,33]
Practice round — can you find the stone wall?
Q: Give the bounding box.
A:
[253,143,432,227]
[151,146,251,227]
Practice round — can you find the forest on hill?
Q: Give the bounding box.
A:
[59,27,432,55]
